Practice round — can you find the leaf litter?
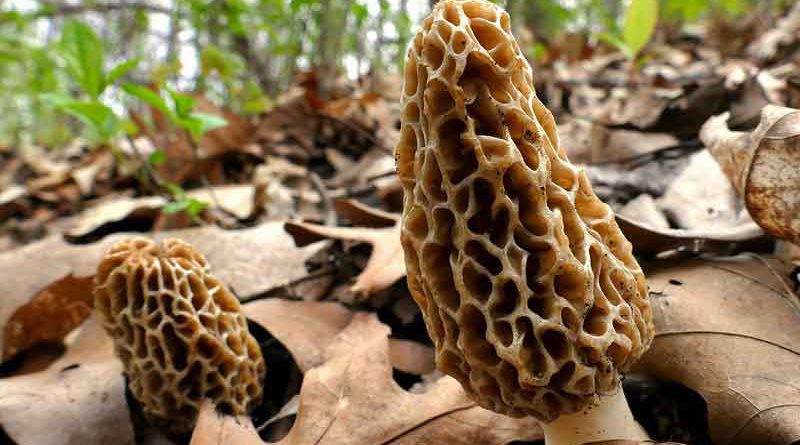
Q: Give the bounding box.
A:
[2,3,800,445]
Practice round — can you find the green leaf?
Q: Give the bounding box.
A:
[163,197,207,220]
[167,88,196,119]
[122,83,175,121]
[184,198,208,219]
[622,0,658,58]
[597,32,634,59]
[663,0,707,22]
[107,58,139,86]
[164,182,185,198]
[148,150,167,166]
[181,112,228,140]
[44,98,118,142]
[350,3,369,25]
[163,200,188,214]
[59,20,106,99]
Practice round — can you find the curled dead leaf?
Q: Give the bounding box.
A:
[3,274,94,360]
[616,214,766,257]
[700,105,800,243]
[284,201,404,298]
[638,256,800,445]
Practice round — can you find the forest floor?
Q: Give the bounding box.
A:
[0,5,799,445]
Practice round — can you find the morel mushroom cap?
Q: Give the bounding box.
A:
[94,238,266,437]
[397,0,654,422]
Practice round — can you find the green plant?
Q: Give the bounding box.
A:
[122,83,228,220]
[121,84,227,141]
[41,21,138,144]
[600,0,659,62]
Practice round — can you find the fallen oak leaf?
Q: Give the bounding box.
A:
[637,256,800,445]
[191,313,543,445]
[285,202,404,297]
[245,299,434,375]
[0,316,134,445]
[700,105,800,243]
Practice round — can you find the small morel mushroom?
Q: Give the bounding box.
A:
[94,238,266,437]
[396,1,654,444]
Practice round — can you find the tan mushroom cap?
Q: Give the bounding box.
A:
[94,238,266,437]
[397,0,654,422]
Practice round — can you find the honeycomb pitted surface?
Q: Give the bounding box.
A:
[94,238,266,437]
[396,0,654,422]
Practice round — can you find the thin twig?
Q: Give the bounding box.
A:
[309,171,337,226]
[316,112,392,154]
[125,134,166,194]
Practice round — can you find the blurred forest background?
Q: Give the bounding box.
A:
[0,0,791,149]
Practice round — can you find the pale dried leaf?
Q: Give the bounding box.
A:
[638,256,800,445]
[619,194,669,230]
[187,185,256,220]
[243,299,353,372]
[658,150,746,230]
[0,316,134,445]
[66,196,166,240]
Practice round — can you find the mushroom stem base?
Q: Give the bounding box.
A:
[540,389,648,445]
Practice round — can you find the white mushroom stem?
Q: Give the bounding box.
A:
[540,389,648,445]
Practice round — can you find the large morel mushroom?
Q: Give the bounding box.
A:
[396,1,654,443]
[94,238,266,437]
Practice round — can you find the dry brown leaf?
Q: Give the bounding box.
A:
[559,118,678,164]
[3,274,94,360]
[700,105,800,243]
[0,316,134,445]
[747,1,800,63]
[66,196,165,240]
[191,313,543,445]
[243,298,353,372]
[0,222,321,360]
[387,338,436,376]
[285,203,403,297]
[638,256,800,445]
[616,214,766,257]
